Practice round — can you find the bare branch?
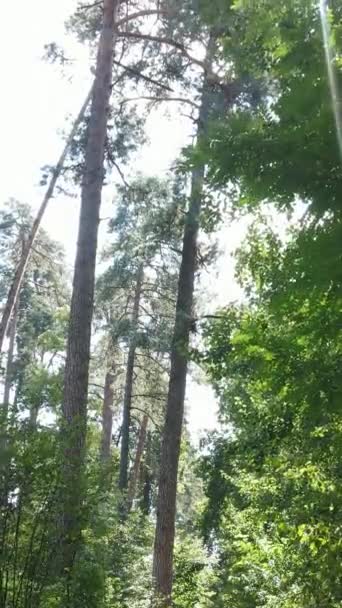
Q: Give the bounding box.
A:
[193,314,228,323]
[77,1,102,10]
[116,9,170,27]
[111,157,130,188]
[119,95,200,109]
[135,352,170,374]
[131,406,161,430]
[113,59,173,92]
[116,31,216,77]
[89,382,105,390]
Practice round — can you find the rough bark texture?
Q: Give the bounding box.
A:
[60,0,118,574]
[127,414,148,512]
[100,371,115,462]
[119,265,144,491]
[152,54,214,606]
[0,88,92,355]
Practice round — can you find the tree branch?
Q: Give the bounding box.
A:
[135,352,170,374]
[115,9,170,28]
[77,1,102,11]
[113,59,173,92]
[108,154,130,188]
[132,393,167,401]
[116,31,221,81]
[119,96,200,109]
[131,406,161,431]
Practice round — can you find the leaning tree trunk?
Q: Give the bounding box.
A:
[60,0,119,575]
[100,370,115,462]
[126,414,148,512]
[119,264,144,491]
[152,55,214,606]
[0,88,92,355]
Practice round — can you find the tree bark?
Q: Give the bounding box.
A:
[100,370,115,462]
[0,301,18,507]
[60,0,119,575]
[119,264,144,491]
[2,302,18,422]
[141,435,153,515]
[126,414,148,512]
[0,88,92,355]
[152,46,214,607]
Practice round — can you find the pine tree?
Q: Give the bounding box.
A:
[60,0,119,577]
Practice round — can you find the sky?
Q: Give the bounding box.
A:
[0,1,248,440]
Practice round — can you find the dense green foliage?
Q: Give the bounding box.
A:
[200,215,342,606]
[195,2,342,607]
[200,0,342,214]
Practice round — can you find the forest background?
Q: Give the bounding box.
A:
[0,1,341,608]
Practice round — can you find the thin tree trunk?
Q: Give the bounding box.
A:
[2,302,18,421]
[0,301,18,507]
[29,404,39,429]
[141,430,152,515]
[0,88,92,355]
[119,264,144,491]
[152,45,215,606]
[60,0,119,574]
[100,370,115,462]
[127,414,148,512]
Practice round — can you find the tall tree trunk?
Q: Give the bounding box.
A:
[100,370,115,462]
[60,0,119,575]
[126,414,148,512]
[2,302,18,421]
[152,48,214,606]
[0,88,92,355]
[0,302,18,507]
[119,264,144,491]
[141,434,152,515]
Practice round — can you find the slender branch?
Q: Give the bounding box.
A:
[142,286,176,304]
[119,96,199,109]
[135,352,170,374]
[77,1,102,10]
[196,314,228,320]
[116,9,170,27]
[107,153,129,187]
[132,393,167,401]
[113,59,173,92]
[30,246,64,265]
[116,31,216,77]
[131,406,161,430]
[170,246,183,255]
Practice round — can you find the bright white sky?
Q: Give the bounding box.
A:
[0,1,248,440]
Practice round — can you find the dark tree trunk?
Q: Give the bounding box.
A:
[100,370,115,462]
[140,430,152,515]
[0,88,92,355]
[60,0,119,574]
[126,414,148,512]
[119,265,143,491]
[152,50,214,606]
